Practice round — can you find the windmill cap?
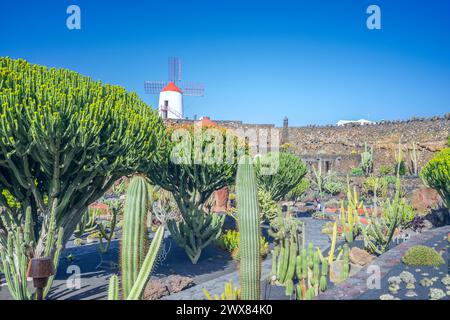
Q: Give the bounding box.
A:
[161,82,182,93]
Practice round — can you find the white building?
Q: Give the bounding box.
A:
[336,119,375,126]
[158,82,183,119]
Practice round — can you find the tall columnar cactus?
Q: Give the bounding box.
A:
[236,155,261,300]
[361,172,404,255]
[121,176,150,299]
[0,58,165,299]
[360,143,374,177]
[109,225,165,300]
[147,124,241,264]
[409,142,419,176]
[420,148,450,208]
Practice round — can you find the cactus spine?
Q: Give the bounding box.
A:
[121,176,150,299]
[236,155,261,300]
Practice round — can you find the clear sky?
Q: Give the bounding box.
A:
[1,0,449,126]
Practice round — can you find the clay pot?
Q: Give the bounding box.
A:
[213,186,229,213]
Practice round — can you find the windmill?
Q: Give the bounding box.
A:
[144,57,204,119]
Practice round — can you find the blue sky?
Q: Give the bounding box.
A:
[1,0,449,126]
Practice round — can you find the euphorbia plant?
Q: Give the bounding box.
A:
[146,122,244,263]
[420,148,450,208]
[0,58,165,299]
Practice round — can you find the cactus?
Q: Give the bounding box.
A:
[339,179,363,243]
[285,279,294,296]
[342,244,349,281]
[327,222,338,264]
[0,58,164,300]
[148,124,238,264]
[74,209,100,238]
[121,176,151,299]
[320,260,328,292]
[236,155,261,300]
[108,275,119,300]
[420,148,449,208]
[313,251,320,295]
[361,172,404,255]
[409,142,419,176]
[204,280,241,300]
[306,287,315,300]
[255,152,307,202]
[0,204,63,300]
[0,57,165,248]
[108,225,164,300]
[361,143,374,177]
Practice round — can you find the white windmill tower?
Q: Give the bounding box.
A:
[144,57,205,119]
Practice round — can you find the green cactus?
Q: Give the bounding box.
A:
[147,124,239,264]
[0,57,165,299]
[361,172,404,255]
[121,176,151,299]
[255,152,307,202]
[74,208,100,238]
[108,275,119,300]
[342,244,349,281]
[108,225,164,300]
[313,251,320,294]
[361,143,374,177]
[409,142,419,176]
[0,204,63,300]
[306,287,315,300]
[285,279,294,296]
[320,260,328,292]
[420,148,450,208]
[236,155,261,300]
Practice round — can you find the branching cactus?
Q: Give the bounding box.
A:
[0,58,165,299]
[120,176,156,299]
[0,204,63,300]
[236,155,261,300]
[360,143,374,177]
[147,123,242,264]
[109,225,164,300]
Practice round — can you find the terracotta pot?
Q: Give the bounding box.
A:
[213,186,229,213]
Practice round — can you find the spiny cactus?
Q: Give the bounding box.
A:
[409,142,419,176]
[109,225,165,300]
[236,155,261,300]
[342,244,350,281]
[121,176,151,299]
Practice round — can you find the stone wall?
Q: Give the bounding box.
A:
[166,114,449,175]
